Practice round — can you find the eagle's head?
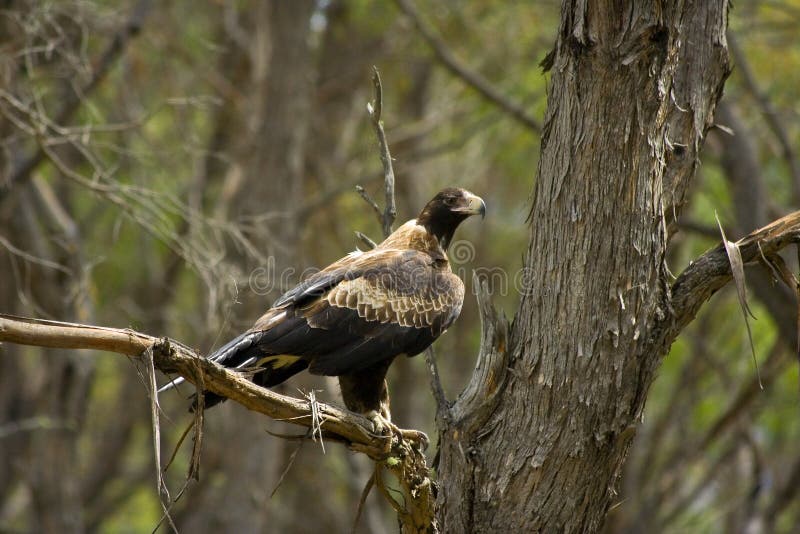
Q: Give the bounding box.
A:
[417,188,486,249]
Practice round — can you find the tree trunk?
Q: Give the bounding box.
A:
[436,2,731,532]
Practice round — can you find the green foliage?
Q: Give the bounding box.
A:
[3,1,800,532]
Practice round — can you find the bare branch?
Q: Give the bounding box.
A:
[660,210,800,349]
[0,313,439,532]
[359,69,437,532]
[364,70,449,462]
[0,0,152,199]
[355,231,378,251]
[0,314,380,448]
[366,67,397,238]
[355,184,383,221]
[393,0,541,133]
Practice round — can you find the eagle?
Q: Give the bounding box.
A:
[159,187,485,432]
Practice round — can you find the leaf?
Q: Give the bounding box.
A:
[716,212,762,389]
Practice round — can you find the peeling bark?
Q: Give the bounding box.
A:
[436,2,731,532]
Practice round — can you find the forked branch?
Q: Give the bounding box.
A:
[656,210,800,352]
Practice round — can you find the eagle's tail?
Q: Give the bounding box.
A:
[156,331,264,394]
[157,330,308,409]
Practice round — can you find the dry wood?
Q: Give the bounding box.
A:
[0,312,438,532]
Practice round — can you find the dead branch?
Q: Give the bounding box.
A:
[668,210,800,338]
[0,314,379,448]
[365,67,397,238]
[359,67,437,533]
[0,312,438,533]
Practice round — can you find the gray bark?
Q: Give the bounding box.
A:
[436,2,731,532]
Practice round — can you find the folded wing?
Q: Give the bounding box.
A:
[233,248,461,374]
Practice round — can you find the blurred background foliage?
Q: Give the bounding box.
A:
[1,1,799,532]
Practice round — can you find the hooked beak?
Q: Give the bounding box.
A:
[460,192,486,219]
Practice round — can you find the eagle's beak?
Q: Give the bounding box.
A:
[461,192,486,219]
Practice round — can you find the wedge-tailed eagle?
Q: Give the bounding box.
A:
[159,188,485,428]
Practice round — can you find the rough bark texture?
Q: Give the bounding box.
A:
[436,2,731,532]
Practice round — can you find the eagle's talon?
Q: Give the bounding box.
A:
[364,410,394,454]
[365,410,429,450]
[399,429,429,450]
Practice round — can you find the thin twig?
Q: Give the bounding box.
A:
[374,463,404,515]
[163,420,195,473]
[424,347,451,426]
[352,470,376,534]
[355,231,378,251]
[355,185,383,220]
[0,0,152,199]
[305,388,327,454]
[271,435,307,498]
[366,67,397,238]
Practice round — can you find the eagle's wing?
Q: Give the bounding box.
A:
[242,247,464,377]
[303,248,465,375]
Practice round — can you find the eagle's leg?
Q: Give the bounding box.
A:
[339,360,428,450]
[363,377,392,434]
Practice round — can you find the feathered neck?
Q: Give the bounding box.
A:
[378,220,446,254]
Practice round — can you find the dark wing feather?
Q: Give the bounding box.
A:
[271,252,363,309]
[300,249,465,375]
[163,236,466,412]
[223,247,464,378]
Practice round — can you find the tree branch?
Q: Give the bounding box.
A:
[366,67,397,238]
[0,0,152,200]
[0,314,386,453]
[393,0,541,133]
[0,313,438,533]
[662,210,800,346]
